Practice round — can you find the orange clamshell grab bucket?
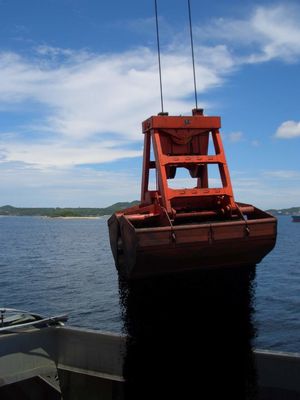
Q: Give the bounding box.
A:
[108,109,277,279]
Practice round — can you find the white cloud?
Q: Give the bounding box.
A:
[0,162,140,207]
[275,120,300,139]
[35,45,74,58]
[1,4,300,206]
[0,30,238,206]
[263,170,300,180]
[198,4,300,64]
[232,170,300,209]
[0,138,141,167]
[0,46,233,141]
[2,4,300,170]
[228,131,243,143]
[0,44,236,169]
[250,5,300,62]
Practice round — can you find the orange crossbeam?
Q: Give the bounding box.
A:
[160,154,224,165]
[143,115,221,132]
[167,187,232,199]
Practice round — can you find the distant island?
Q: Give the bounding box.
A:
[266,207,300,216]
[0,202,139,218]
[0,203,299,217]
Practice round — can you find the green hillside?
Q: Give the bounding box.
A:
[1,203,299,217]
[0,201,139,217]
[266,207,300,216]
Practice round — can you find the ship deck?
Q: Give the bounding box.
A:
[0,326,299,399]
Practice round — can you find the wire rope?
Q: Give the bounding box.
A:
[187,0,198,109]
[154,0,165,113]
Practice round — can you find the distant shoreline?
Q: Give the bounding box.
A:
[0,215,107,219]
[46,216,103,220]
[0,202,139,218]
[0,203,299,217]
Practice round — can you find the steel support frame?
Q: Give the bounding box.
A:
[141,114,236,216]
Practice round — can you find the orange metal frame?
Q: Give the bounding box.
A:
[140,109,237,218]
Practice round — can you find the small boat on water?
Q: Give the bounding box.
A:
[0,308,68,333]
[108,109,277,279]
[292,215,300,222]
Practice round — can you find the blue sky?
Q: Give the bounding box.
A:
[0,0,299,208]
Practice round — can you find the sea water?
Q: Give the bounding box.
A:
[0,215,299,353]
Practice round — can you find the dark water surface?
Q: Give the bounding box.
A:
[0,215,299,354]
